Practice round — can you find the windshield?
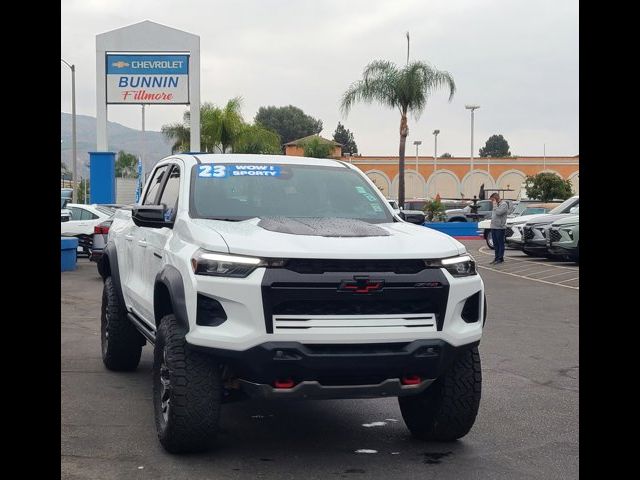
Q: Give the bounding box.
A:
[190,163,394,223]
[511,203,528,215]
[549,197,578,214]
[522,207,547,215]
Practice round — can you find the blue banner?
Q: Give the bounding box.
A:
[106,54,189,75]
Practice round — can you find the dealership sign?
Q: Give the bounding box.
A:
[106,54,189,104]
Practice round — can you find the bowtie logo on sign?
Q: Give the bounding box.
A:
[106,54,190,104]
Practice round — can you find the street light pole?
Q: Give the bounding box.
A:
[61,59,77,203]
[413,140,422,172]
[432,130,440,199]
[465,105,480,173]
[432,130,440,171]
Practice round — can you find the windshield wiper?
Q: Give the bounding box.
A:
[208,217,243,222]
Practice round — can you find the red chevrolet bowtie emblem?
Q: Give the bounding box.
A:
[339,277,385,294]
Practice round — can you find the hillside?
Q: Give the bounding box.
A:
[61,112,174,173]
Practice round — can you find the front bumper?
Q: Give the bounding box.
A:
[185,266,484,350]
[192,339,477,399]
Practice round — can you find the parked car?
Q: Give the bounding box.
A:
[403,198,429,211]
[505,196,579,250]
[446,199,516,223]
[547,214,579,263]
[90,219,113,263]
[98,153,486,453]
[522,206,579,257]
[478,202,561,249]
[387,199,426,224]
[61,204,118,255]
[90,206,133,263]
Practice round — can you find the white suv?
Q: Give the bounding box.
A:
[98,154,486,453]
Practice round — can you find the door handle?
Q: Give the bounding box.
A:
[137,240,148,248]
[125,235,134,241]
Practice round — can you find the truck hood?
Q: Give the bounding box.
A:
[507,212,553,226]
[188,217,466,259]
[525,213,574,227]
[551,214,579,227]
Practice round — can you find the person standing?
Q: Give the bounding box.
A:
[489,192,508,264]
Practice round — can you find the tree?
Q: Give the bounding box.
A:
[302,137,333,158]
[440,152,452,158]
[332,122,358,154]
[340,34,455,207]
[161,111,191,153]
[76,179,89,204]
[525,172,573,202]
[423,199,447,222]
[115,150,138,178]
[233,124,281,154]
[162,98,279,154]
[479,134,511,157]
[254,105,323,146]
[203,97,245,153]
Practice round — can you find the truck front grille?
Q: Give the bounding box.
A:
[523,227,535,240]
[549,229,562,243]
[261,268,449,334]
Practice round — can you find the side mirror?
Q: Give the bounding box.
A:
[132,205,173,228]
[569,206,578,214]
[399,211,426,225]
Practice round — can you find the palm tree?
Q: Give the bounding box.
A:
[162,98,280,155]
[233,124,281,154]
[340,42,456,207]
[161,110,191,153]
[204,97,245,153]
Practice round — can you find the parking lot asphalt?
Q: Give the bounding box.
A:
[61,241,578,480]
[471,242,579,290]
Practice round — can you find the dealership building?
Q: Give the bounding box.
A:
[348,154,579,199]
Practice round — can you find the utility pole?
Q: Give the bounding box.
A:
[61,59,77,202]
[141,104,146,173]
[465,105,480,173]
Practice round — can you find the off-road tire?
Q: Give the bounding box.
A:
[101,276,143,371]
[399,346,481,441]
[154,314,222,454]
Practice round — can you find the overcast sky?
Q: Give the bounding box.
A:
[61,0,578,157]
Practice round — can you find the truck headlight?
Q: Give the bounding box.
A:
[191,250,285,277]
[425,254,477,277]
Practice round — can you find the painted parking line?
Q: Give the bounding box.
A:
[498,265,559,275]
[521,268,566,278]
[536,270,580,280]
[477,264,579,290]
[477,247,579,270]
[557,277,580,284]
[472,244,579,289]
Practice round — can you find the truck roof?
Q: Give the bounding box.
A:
[171,153,348,168]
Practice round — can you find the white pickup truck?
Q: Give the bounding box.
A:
[98,154,486,453]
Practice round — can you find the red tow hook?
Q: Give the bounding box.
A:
[401,375,422,385]
[273,378,296,389]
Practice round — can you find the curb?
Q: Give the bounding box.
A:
[453,236,484,240]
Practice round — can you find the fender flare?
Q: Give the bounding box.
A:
[154,265,190,331]
[98,243,125,306]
